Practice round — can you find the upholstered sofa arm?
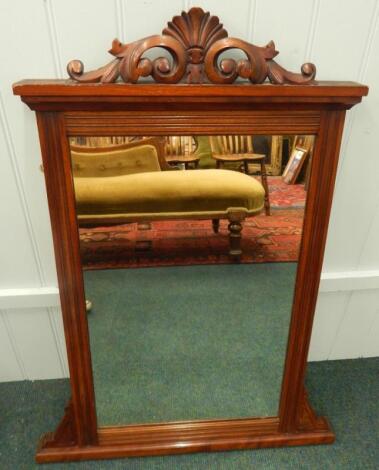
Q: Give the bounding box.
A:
[71,137,171,178]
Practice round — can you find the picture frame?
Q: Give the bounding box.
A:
[12,5,368,464]
[282,146,308,184]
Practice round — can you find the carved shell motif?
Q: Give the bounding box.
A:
[164,9,228,50]
[67,7,316,85]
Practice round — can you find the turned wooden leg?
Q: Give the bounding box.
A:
[212,219,220,233]
[260,160,271,216]
[243,160,249,174]
[227,211,245,259]
[228,220,243,259]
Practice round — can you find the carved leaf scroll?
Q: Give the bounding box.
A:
[67,7,316,85]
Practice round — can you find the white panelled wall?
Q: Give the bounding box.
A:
[0,0,378,382]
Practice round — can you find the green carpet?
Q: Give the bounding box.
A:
[1,359,378,469]
[1,263,378,468]
[84,264,296,425]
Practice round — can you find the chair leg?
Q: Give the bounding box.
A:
[228,220,243,259]
[260,160,271,216]
[212,219,220,233]
[227,212,245,260]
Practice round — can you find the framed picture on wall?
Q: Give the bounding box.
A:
[282,146,308,184]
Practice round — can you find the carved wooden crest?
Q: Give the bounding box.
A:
[67,7,316,85]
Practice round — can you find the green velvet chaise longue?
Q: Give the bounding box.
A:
[71,138,265,258]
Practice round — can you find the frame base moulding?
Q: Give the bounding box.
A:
[36,392,334,463]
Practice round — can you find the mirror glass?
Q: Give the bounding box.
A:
[70,134,314,426]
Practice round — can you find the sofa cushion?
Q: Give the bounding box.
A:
[71,144,161,177]
[74,169,265,217]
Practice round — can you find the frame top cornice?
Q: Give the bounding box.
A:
[12,7,368,110]
[13,80,368,111]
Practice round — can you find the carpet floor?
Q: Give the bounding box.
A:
[1,358,378,469]
[84,264,297,425]
[80,209,304,270]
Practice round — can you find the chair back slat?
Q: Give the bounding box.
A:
[165,136,196,156]
[212,135,256,155]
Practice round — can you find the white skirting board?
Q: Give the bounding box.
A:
[1,270,378,382]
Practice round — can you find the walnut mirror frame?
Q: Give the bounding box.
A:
[13,7,368,464]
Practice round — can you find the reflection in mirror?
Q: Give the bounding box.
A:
[70,134,314,426]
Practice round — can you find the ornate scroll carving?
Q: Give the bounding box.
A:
[67,7,316,85]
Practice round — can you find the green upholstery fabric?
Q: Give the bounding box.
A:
[71,144,161,177]
[195,136,216,169]
[75,169,265,217]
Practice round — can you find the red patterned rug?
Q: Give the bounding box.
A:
[79,178,305,269]
[80,210,303,269]
[267,177,306,208]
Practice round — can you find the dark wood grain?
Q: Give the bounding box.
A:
[13,76,367,463]
[279,109,347,432]
[65,7,316,85]
[36,390,334,462]
[35,112,98,447]
[13,80,367,98]
[62,110,322,136]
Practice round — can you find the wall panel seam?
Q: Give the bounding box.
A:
[356,194,379,269]
[247,0,257,43]
[46,307,66,376]
[0,93,46,286]
[51,307,69,376]
[363,303,379,356]
[326,291,353,359]
[303,0,320,62]
[353,0,379,268]
[357,0,379,83]
[115,0,126,43]
[337,0,379,179]
[0,310,26,380]
[43,0,64,77]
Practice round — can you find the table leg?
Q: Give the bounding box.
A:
[212,219,220,234]
[260,160,271,216]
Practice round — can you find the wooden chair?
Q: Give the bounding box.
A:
[210,136,271,215]
[164,136,200,169]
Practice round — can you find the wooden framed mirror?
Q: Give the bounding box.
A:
[13,7,368,464]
